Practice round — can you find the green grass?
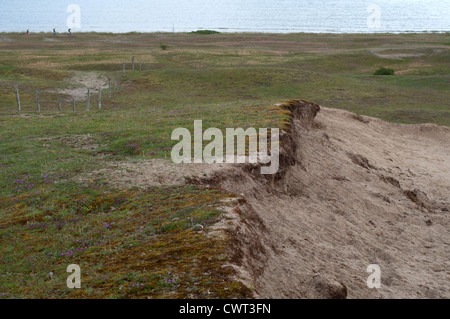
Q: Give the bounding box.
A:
[0,32,449,298]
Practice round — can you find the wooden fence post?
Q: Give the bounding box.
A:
[123,63,126,77]
[58,98,62,112]
[98,87,102,109]
[14,85,21,111]
[36,90,40,112]
[87,89,90,111]
[117,72,120,89]
[73,98,76,112]
[132,56,135,71]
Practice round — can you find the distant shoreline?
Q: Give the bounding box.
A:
[1,30,449,36]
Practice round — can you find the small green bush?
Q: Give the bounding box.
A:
[160,43,168,50]
[190,30,220,35]
[374,67,395,75]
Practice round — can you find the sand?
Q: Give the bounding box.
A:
[209,103,449,299]
[47,72,109,100]
[89,101,449,298]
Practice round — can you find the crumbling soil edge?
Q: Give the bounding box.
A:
[191,100,330,298]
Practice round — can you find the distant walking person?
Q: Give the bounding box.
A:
[53,28,56,36]
[26,29,29,35]
[68,28,72,36]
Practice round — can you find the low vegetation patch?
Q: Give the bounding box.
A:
[374,67,395,75]
[0,185,251,298]
[190,30,220,35]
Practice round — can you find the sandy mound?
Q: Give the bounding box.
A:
[83,159,232,188]
[89,100,449,298]
[194,100,449,299]
[47,72,109,100]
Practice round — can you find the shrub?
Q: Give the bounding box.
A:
[190,30,220,35]
[374,67,395,75]
[160,43,168,50]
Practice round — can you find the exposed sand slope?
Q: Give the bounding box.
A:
[87,101,449,298]
[204,103,449,299]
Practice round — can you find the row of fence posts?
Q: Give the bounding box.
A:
[13,56,142,112]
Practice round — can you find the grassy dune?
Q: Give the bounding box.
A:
[0,32,449,298]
